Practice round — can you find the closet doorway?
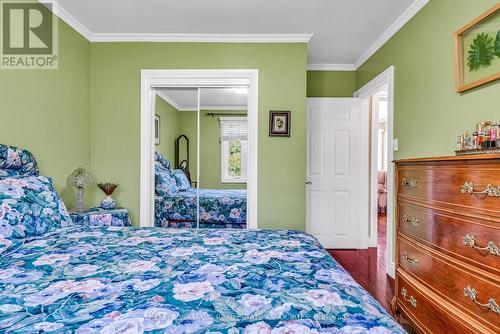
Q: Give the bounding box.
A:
[140,70,259,229]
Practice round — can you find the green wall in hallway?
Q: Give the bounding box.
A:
[356,0,500,160]
[90,43,307,229]
[307,70,356,97]
[0,20,91,209]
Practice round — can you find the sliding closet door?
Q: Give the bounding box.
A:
[153,87,200,228]
[198,88,248,228]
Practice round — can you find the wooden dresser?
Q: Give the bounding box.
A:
[393,155,500,334]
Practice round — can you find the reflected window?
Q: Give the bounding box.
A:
[220,117,248,183]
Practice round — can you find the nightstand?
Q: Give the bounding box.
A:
[69,207,131,227]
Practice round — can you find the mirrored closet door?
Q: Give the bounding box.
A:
[198,87,248,228]
[153,86,249,229]
[154,87,200,228]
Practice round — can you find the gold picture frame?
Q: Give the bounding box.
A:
[454,4,500,93]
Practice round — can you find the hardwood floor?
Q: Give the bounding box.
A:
[327,214,395,313]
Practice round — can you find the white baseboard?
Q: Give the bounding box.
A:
[388,261,396,278]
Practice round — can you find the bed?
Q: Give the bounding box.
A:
[154,152,247,228]
[0,145,405,333]
[155,188,247,228]
[1,227,405,333]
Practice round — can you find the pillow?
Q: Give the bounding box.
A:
[171,169,191,191]
[155,163,178,196]
[0,144,39,179]
[155,151,171,170]
[0,175,72,251]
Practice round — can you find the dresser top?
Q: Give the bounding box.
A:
[394,153,500,163]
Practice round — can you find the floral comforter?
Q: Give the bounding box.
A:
[155,189,247,228]
[0,227,404,333]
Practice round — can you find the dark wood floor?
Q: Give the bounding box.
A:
[327,214,395,313]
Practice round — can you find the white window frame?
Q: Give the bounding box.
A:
[221,139,248,183]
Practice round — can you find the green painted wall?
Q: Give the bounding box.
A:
[90,43,307,229]
[0,20,91,209]
[356,0,500,160]
[155,96,181,163]
[307,70,356,97]
[177,112,198,181]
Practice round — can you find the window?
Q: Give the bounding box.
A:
[220,117,248,183]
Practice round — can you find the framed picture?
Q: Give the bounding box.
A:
[269,111,291,137]
[154,115,160,145]
[454,4,500,93]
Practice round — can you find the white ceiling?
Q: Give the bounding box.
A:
[53,0,427,68]
[157,88,248,111]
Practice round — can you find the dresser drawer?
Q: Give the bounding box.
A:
[398,202,500,276]
[396,271,475,334]
[397,165,500,214]
[398,236,500,332]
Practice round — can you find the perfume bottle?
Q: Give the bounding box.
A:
[490,121,497,148]
[472,131,478,149]
[456,135,464,151]
[496,124,500,148]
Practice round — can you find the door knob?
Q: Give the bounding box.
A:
[306,181,312,185]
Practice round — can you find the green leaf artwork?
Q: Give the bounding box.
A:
[467,32,495,71]
[495,30,500,57]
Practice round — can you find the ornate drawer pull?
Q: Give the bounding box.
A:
[402,177,418,188]
[463,233,499,256]
[401,287,417,308]
[464,286,500,315]
[403,250,419,267]
[461,182,500,197]
[401,214,419,227]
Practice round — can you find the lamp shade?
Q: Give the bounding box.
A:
[67,166,94,189]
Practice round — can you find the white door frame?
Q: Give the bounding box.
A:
[354,66,395,278]
[140,69,259,229]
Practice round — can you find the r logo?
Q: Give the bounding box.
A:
[1,1,58,69]
[2,1,53,54]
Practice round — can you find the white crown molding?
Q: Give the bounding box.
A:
[46,1,313,43]
[41,1,93,41]
[307,0,429,71]
[156,92,247,112]
[155,91,183,111]
[91,33,314,43]
[47,0,427,70]
[353,0,429,69]
[307,63,356,71]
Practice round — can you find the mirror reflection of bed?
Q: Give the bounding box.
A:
[154,87,248,229]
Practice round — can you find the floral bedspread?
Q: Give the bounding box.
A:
[69,208,131,227]
[0,227,404,333]
[155,189,247,228]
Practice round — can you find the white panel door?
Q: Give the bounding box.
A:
[307,98,364,249]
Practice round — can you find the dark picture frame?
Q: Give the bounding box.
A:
[269,110,291,137]
[154,115,160,145]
